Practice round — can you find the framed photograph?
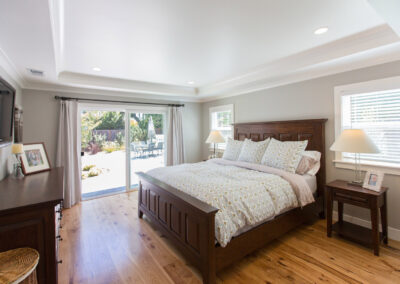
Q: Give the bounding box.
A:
[21,142,51,175]
[363,170,384,192]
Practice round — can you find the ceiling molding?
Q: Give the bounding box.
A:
[0,46,26,88]
[56,71,198,97]
[199,41,400,102]
[47,0,64,75]
[197,24,399,98]
[23,81,200,103]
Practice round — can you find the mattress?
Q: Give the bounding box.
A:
[303,174,317,194]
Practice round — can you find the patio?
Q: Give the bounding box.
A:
[81,150,164,198]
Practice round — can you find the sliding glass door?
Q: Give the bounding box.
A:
[79,105,166,199]
[80,110,126,199]
[129,112,166,189]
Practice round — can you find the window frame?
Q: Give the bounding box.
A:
[334,76,400,175]
[209,104,234,150]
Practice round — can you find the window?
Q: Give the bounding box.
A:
[209,104,234,149]
[335,76,400,174]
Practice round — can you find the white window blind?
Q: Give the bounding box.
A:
[209,105,234,149]
[341,90,400,164]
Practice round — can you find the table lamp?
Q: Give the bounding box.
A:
[206,130,225,158]
[330,129,379,185]
[11,143,24,178]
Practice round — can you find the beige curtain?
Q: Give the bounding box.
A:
[166,106,184,166]
[56,100,81,208]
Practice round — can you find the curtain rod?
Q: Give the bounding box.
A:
[54,96,184,107]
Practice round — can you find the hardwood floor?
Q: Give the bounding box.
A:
[59,192,400,284]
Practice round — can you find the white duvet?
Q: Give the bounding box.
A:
[146,160,314,247]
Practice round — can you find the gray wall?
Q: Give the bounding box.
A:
[202,60,400,231]
[21,90,203,167]
[0,66,22,180]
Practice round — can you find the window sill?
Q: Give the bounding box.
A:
[333,159,400,176]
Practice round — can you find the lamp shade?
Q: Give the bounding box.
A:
[11,143,23,154]
[206,130,225,144]
[330,129,379,154]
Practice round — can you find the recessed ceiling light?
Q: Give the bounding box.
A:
[187,81,195,85]
[314,27,328,35]
[92,67,101,71]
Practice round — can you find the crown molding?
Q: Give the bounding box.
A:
[57,71,198,97]
[47,0,64,75]
[197,24,400,99]
[23,81,201,103]
[199,41,400,102]
[0,46,26,88]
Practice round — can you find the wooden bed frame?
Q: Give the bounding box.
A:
[137,119,327,284]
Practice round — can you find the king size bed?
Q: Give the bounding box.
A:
[137,119,327,284]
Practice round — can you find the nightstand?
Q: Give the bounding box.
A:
[326,180,388,256]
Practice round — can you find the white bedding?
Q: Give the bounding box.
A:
[303,174,317,194]
[146,160,314,247]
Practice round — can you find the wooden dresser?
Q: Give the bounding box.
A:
[0,167,64,284]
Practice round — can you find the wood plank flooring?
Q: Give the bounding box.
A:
[58,192,400,284]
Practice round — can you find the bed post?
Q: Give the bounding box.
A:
[202,213,216,284]
[138,181,144,218]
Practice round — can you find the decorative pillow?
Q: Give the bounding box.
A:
[222,138,244,161]
[296,151,321,175]
[261,138,308,173]
[237,138,270,164]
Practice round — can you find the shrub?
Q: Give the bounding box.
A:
[88,167,102,177]
[102,141,120,153]
[83,164,95,171]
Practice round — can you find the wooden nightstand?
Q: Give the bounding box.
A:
[326,180,388,256]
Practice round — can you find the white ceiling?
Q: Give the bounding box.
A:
[0,0,400,101]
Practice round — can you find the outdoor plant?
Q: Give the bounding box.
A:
[88,167,102,177]
[83,164,95,171]
[103,142,120,153]
[115,132,124,147]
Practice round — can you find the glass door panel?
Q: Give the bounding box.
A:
[129,112,165,189]
[81,110,126,199]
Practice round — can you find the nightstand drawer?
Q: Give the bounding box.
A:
[333,191,369,207]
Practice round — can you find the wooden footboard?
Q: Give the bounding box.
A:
[137,172,219,284]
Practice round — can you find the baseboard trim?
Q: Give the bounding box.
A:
[333,211,400,241]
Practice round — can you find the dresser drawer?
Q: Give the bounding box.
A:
[333,191,369,207]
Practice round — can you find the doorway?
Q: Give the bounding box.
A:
[79,105,166,199]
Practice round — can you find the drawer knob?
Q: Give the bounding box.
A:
[56,235,63,241]
[57,260,63,264]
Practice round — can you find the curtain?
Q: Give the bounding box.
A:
[167,106,185,166]
[56,100,81,208]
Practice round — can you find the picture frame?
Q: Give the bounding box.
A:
[363,170,384,192]
[20,142,51,175]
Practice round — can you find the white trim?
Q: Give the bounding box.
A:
[333,159,400,176]
[5,23,399,102]
[333,76,400,175]
[78,103,167,194]
[22,84,199,103]
[209,104,234,150]
[332,211,400,242]
[0,46,25,88]
[198,25,400,100]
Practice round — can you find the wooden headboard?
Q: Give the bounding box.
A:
[234,119,328,201]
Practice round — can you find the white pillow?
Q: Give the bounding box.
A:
[222,138,244,161]
[296,151,321,176]
[237,138,270,164]
[261,138,308,173]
